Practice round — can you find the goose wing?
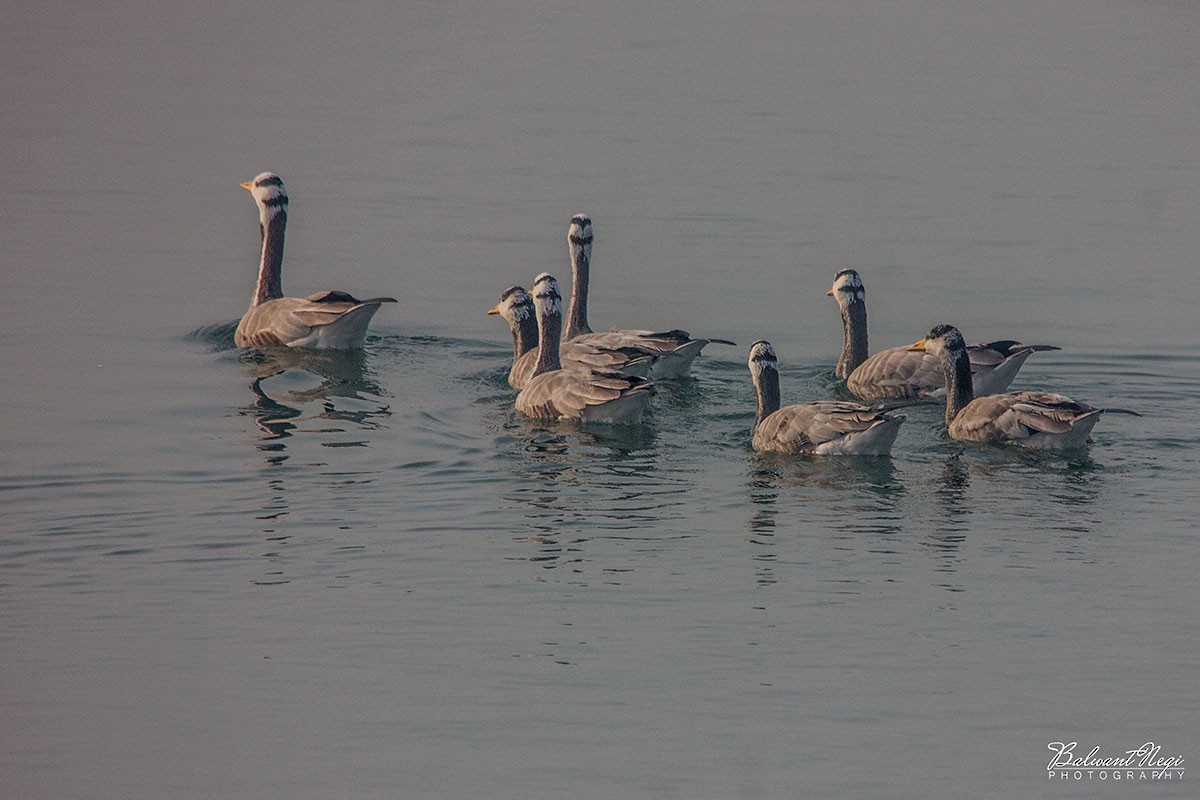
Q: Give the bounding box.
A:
[516,368,649,421]
[966,340,1062,395]
[304,291,398,306]
[1005,391,1098,434]
[509,342,656,389]
[237,296,394,349]
[754,401,900,454]
[967,340,1060,368]
[849,342,1060,401]
[560,341,656,377]
[847,347,943,401]
[573,329,733,379]
[574,329,691,355]
[575,329,735,355]
[951,392,1096,443]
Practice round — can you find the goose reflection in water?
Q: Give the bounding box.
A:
[745,457,906,588]
[500,421,689,573]
[746,476,782,587]
[236,348,391,448]
[930,447,1103,521]
[744,455,902,587]
[919,447,1107,594]
[747,454,905,517]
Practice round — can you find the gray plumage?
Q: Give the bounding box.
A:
[909,324,1139,449]
[827,268,1059,401]
[515,274,654,424]
[748,340,906,455]
[234,172,395,350]
[488,285,655,390]
[562,214,734,378]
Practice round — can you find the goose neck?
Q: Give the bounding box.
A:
[836,301,869,380]
[564,246,591,340]
[532,308,563,377]
[513,313,539,363]
[252,210,286,306]
[942,346,975,426]
[753,366,781,428]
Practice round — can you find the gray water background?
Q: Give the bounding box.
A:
[2,2,1198,798]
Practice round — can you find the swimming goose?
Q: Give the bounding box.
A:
[516,274,655,424]
[908,324,1138,449]
[827,268,1059,401]
[562,214,734,378]
[487,285,656,390]
[748,340,906,455]
[234,172,396,349]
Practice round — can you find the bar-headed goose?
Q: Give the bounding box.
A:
[561,214,734,378]
[488,285,656,390]
[234,172,395,349]
[515,274,655,424]
[748,340,906,455]
[908,324,1138,449]
[827,268,1058,401]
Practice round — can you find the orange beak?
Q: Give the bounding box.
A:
[906,338,928,352]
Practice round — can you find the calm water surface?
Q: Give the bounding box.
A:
[3,2,1198,798]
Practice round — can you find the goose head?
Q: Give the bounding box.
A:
[489,285,538,364]
[240,171,289,225]
[748,339,779,377]
[909,324,974,422]
[826,268,865,310]
[907,323,967,361]
[487,285,534,327]
[532,273,563,315]
[568,214,593,254]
